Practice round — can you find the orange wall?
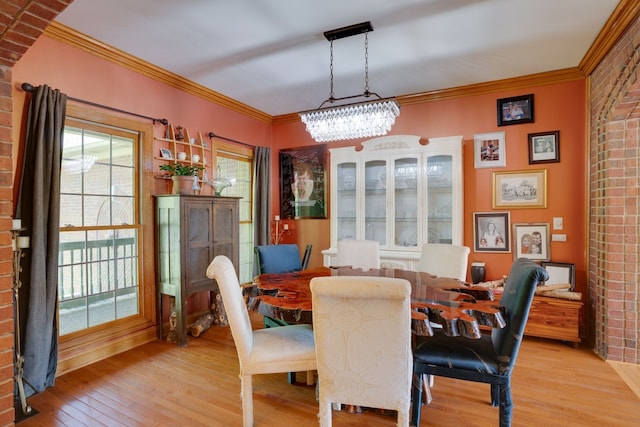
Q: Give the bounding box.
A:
[273,82,587,293]
[12,36,587,295]
[11,36,272,156]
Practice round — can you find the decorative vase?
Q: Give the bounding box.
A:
[471,262,486,284]
[171,176,197,195]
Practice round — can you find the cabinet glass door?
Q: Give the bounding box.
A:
[427,155,453,243]
[336,162,356,240]
[394,157,419,247]
[364,159,386,245]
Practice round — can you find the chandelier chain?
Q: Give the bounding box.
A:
[299,21,400,142]
[364,33,369,94]
[329,40,335,100]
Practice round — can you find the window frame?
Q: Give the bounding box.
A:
[57,104,157,375]
[215,140,254,284]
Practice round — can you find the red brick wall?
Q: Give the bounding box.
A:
[0,1,72,424]
[590,15,640,363]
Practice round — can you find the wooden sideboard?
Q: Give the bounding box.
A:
[524,295,583,346]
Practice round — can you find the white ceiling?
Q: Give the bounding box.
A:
[55,0,620,117]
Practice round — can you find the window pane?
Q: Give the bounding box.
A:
[60,123,140,336]
[217,155,253,283]
[84,163,111,195]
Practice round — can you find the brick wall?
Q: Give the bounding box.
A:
[0,1,72,424]
[590,15,640,363]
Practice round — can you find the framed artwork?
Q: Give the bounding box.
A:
[159,148,173,159]
[512,223,550,261]
[497,94,534,126]
[473,212,511,253]
[474,131,506,169]
[493,169,547,209]
[279,145,327,219]
[541,261,575,291]
[528,131,559,164]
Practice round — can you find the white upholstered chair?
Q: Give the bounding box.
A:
[335,239,380,270]
[416,243,471,281]
[415,243,470,402]
[206,255,317,427]
[310,275,412,427]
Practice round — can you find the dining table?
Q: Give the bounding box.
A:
[247,266,506,339]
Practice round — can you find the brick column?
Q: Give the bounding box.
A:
[589,16,640,363]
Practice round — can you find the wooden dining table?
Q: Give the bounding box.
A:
[247,266,506,339]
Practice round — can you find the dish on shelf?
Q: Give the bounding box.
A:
[342,176,356,190]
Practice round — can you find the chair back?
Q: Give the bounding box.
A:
[311,276,412,422]
[255,244,304,274]
[491,257,549,365]
[301,244,313,270]
[417,243,470,281]
[206,256,253,365]
[336,239,380,270]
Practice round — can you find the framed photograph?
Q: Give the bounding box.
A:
[512,223,550,261]
[528,131,559,164]
[493,169,547,209]
[473,212,511,253]
[541,262,575,291]
[280,145,327,219]
[497,94,534,126]
[474,131,506,169]
[159,148,173,159]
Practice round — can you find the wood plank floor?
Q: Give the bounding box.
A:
[19,312,640,427]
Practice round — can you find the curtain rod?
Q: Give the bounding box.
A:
[208,132,253,149]
[21,82,168,125]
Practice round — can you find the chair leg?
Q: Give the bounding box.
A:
[411,373,424,426]
[491,384,499,406]
[498,383,513,427]
[422,375,432,405]
[318,396,333,427]
[398,406,410,427]
[240,374,253,427]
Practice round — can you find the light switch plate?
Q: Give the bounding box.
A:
[553,217,563,230]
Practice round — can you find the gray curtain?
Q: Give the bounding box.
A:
[253,147,271,273]
[16,84,66,397]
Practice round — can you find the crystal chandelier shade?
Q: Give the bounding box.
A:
[299,21,400,143]
[300,97,400,142]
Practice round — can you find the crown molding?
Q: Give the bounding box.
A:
[45,22,272,124]
[273,68,584,125]
[579,0,640,75]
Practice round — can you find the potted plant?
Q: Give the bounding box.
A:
[159,163,204,195]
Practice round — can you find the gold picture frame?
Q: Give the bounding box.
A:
[492,169,547,209]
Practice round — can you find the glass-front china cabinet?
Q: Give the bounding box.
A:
[321,135,463,270]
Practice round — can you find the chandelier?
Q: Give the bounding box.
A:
[299,22,400,143]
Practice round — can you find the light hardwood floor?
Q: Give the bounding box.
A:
[19,312,640,427]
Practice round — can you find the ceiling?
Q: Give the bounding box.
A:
[54,0,620,117]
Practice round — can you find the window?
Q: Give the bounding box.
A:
[216,148,254,284]
[59,121,140,335]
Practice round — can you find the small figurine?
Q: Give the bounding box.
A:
[175,126,184,141]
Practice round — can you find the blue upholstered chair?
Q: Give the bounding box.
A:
[411,258,548,427]
[254,243,312,274]
[254,243,313,384]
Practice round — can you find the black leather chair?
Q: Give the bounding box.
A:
[411,257,548,427]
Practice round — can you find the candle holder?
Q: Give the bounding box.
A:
[11,227,32,416]
[272,217,291,245]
